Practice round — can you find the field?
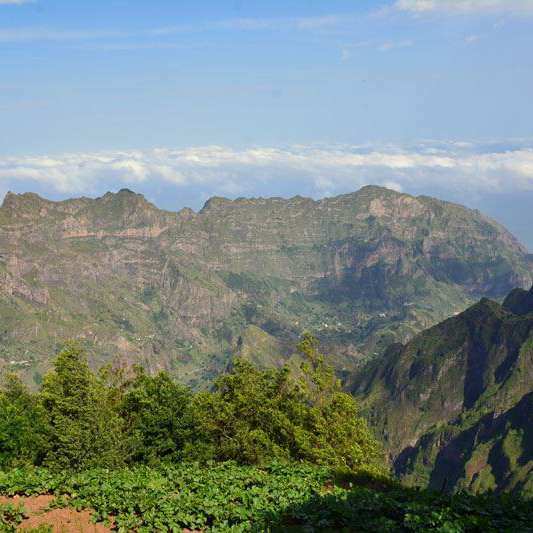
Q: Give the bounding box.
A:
[0,463,532,532]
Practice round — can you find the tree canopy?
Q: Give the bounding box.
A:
[0,335,384,475]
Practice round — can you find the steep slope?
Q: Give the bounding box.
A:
[354,285,533,496]
[0,186,531,387]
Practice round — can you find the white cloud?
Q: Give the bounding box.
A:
[378,39,414,51]
[341,39,414,57]
[215,14,342,31]
[396,0,533,15]
[0,14,345,44]
[0,0,32,4]
[2,142,533,202]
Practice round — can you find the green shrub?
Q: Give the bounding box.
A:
[0,502,26,532]
[186,333,384,472]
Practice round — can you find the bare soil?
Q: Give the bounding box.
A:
[0,495,112,532]
[0,495,205,532]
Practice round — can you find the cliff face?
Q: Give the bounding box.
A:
[0,186,531,387]
[354,285,533,496]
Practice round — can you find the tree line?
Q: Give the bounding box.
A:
[0,334,384,474]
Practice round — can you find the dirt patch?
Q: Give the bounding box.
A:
[0,495,203,532]
[19,507,112,532]
[0,495,112,532]
[0,494,55,514]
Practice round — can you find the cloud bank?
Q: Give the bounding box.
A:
[1,142,533,206]
[396,0,533,15]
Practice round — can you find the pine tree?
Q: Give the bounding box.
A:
[39,342,123,470]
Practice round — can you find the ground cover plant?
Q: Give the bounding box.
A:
[0,463,532,532]
[0,502,25,531]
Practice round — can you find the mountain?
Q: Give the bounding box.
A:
[353,285,533,496]
[0,186,531,387]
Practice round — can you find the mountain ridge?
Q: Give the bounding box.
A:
[0,185,531,387]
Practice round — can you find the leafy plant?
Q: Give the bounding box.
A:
[0,502,26,532]
[0,464,531,532]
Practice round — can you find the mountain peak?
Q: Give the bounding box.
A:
[99,188,147,201]
[199,196,231,213]
[502,285,533,315]
[1,191,51,211]
[357,184,402,196]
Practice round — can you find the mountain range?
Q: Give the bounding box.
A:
[0,185,531,389]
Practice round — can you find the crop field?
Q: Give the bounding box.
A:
[0,463,532,532]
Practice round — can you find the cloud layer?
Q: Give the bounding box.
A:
[2,142,533,206]
[396,0,533,15]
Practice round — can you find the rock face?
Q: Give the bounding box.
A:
[0,186,531,387]
[353,285,533,496]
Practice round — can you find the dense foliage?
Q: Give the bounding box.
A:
[1,336,531,531]
[188,334,382,470]
[0,463,531,532]
[39,343,124,470]
[0,335,383,475]
[0,374,46,468]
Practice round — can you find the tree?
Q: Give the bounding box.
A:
[39,342,124,470]
[294,333,384,471]
[186,360,296,464]
[0,373,46,467]
[120,367,192,464]
[188,334,385,473]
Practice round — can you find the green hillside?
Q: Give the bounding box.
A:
[354,285,533,496]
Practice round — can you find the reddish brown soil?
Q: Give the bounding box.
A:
[0,495,112,532]
[0,495,203,532]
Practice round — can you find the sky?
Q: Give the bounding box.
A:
[0,0,532,249]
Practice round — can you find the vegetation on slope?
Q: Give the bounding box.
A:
[354,285,533,496]
[1,186,531,387]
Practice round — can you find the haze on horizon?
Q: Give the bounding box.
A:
[1,0,532,248]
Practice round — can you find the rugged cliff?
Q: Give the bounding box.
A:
[354,285,533,496]
[0,186,531,387]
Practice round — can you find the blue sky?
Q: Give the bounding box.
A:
[1,0,533,248]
